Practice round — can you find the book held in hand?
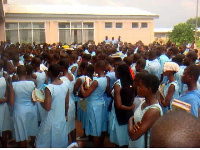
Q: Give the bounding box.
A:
[32,88,45,102]
[171,99,191,113]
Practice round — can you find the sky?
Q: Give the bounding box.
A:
[8,0,200,28]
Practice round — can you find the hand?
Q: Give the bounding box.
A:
[65,116,68,121]
[133,121,142,132]
[130,104,135,110]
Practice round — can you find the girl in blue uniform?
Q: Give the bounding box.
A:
[109,62,135,147]
[0,60,12,147]
[35,63,69,148]
[59,58,76,144]
[81,60,107,147]
[159,62,180,114]
[9,65,38,148]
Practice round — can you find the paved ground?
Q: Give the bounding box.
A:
[2,119,115,148]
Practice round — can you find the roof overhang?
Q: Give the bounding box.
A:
[4,4,159,21]
[5,13,158,21]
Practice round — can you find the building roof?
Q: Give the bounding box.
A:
[154,28,173,33]
[3,4,158,17]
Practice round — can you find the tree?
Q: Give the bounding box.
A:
[169,23,195,44]
[186,17,200,27]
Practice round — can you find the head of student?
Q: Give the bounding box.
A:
[137,73,159,97]
[115,61,134,88]
[17,65,27,77]
[48,63,61,78]
[150,111,200,148]
[181,65,200,85]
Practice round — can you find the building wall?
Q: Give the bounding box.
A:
[3,16,154,45]
[0,21,5,41]
[95,19,154,45]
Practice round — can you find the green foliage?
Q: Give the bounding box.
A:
[186,17,200,27]
[169,23,195,44]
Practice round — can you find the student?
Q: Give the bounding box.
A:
[31,57,47,122]
[146,50,161,79]
[80,60,107,147]
[9,65,38,148]
[172,54,186,95]
[68,54,79,78]
[0,60,12,148]
[35,64,69,148]
[178,65,200,117]
[135,58,147,73]
[73,61,88,139]
[159,62,180,114]
[109,62,135,147]
[59,58,76,144]
[150,111,200,148]
[128,74,162,148]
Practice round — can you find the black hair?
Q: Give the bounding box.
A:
[123,56,133,66]
[185,65,200,81]
[85,64,94,80]
[31,57,41,68]
[82,53,91,61]
[116,62,134,88]
[148,50,157,61]
[13,55,19,63]
[54,53,60,61]
[79,61,88,70]
[136,58,146,69]
[140,74,159,94]
[48,63,61,78]
[172,54,185,66]
[186,51,197,63]
[133,53,141,63]
[150,111,200,148]
[58,58,70,70]
[168,47,179,56]
[17,65,26,76]
[95,60,106,72]
[105,56,114,67]
[25,65,33,75]
[0,59,4,69]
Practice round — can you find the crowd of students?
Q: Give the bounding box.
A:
[0,38,200,148]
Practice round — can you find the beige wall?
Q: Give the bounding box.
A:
[46,21,59,44]
[94,19,154,45]
[3,17,155,45]
[0,21,5,41]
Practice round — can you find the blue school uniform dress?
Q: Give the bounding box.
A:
[128,101,163,148]
[85,77,107,137]
[12,81,38,142]
[178,90,200,117]
[158,54,170,72]
[60,75,76,134]
[109,79,129,146]
[35,71,47,121]
[102,71,116,132]
[146,58,161,79]
[68,63,78,78]
[76,75,89,129]
[162,81,179,114]
[0,77,12,136]
[35,81,69,148]
[175,65,186,95]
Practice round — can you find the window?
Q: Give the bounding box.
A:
[116,23,122,28]
[105,22,112,28]
[132,22,138,28]
[5,22,45,44]
[58,22,94,44]
[141,23,148,28]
